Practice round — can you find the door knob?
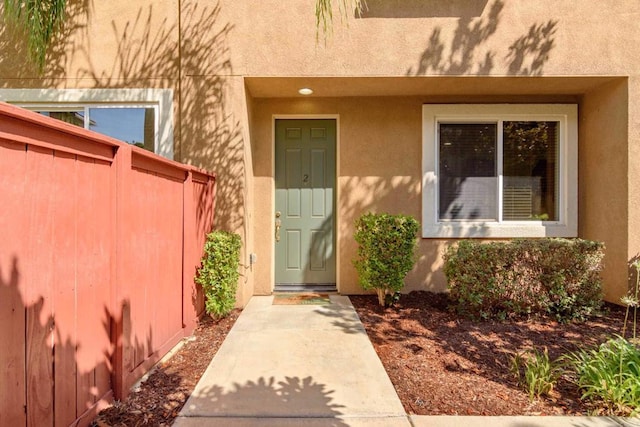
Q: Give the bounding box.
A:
[275,211,281,242]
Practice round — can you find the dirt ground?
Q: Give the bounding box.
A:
[94,292,629,425]
[350,292,628,416]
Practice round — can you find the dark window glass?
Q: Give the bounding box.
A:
[439,123,497,221]
[503,121,558,221]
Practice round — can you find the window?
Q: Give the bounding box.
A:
[423,104,577,238]
[0,89,173,159]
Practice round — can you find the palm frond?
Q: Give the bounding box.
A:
[3,0,67,71]
[315,0,365,41]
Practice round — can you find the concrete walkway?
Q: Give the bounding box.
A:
[174,295,639,427]
[173,295,409,426]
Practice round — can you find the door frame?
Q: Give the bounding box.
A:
[271,114,340,292]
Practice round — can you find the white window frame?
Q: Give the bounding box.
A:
[0,88,174,159]
[422,104,578,238]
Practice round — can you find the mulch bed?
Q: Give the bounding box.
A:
[94,310,240,426]
[350,291,629,416]
[93,292,631,424]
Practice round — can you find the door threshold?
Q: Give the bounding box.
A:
[274,283,337,293]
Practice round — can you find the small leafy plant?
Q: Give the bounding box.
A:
[511,348,562,401]
[566,337,640,415]
[196,230,241,319]
[353,213,419,307]
[621,260,640,342]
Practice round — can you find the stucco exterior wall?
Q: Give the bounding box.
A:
[251,93,593,295]
[229,0,640,78]
[629,77,640,288]
[580,79,629,301]
[2,0,640,303]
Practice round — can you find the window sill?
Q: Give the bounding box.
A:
[422,222,578,239]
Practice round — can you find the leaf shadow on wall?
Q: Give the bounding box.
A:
[406,0,557,76]
[61,2,246,236]
[357,0,490,19]
[0,0,91,86]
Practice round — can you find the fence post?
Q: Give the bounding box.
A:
[182,170,197,333]
[112,144,133,400]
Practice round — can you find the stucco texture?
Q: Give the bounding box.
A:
[249,93,605,295]
[2,0,640,302]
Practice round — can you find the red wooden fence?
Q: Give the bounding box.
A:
[0,102,215,426]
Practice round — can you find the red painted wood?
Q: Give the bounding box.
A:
[0,139,27,427]
[92,159,113,404]
[24,145,55,427]
[76,156,96,415]
[0,130,114,163]
[182,172,197,331]
[52,150,79,427]
[132,151,187,181]
[129,167,151,369]
[192,177,216,318]
[0,103,118,160]
[75,156,113,416]
[0,104,217,419]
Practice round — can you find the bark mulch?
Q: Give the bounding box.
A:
[350,291,628,416]
[94,310,240,426]
[94,292,629,424]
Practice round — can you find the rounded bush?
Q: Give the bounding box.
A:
[443,238,604,321]
[353,213,419,306]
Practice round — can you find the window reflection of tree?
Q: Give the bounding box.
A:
[503,121,557,220]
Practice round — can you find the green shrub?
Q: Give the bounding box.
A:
[566,337,640,415]
[195,230,241,318]
[443,238,604,321]
[353,213,419,306]
[511,348,562,401]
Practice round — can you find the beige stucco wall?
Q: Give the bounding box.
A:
[629,77,640,291]
[2,0,640,303]
[229,0,640,78]
[251,93,601,296]
[580,79,630,302]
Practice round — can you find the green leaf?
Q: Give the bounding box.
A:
[3,0,67,71]
[196,231,241,319]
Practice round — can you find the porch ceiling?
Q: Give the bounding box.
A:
[244,76,622,98]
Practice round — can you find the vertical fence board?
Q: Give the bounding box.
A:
[168,177,184,341]
[156,175,182,350]
[0,140,27,427]
[75,156,113,416]
[150,171,163,356]
[52,151,78,427]
[191,177,215,319]
[24,145,55,427]
[76,157,97,415]
[93,159,114,403]
[114,146,134,397]
[182,172,197,331]
[131,168,152,368]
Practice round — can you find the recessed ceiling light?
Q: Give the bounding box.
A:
[298,88,313,95]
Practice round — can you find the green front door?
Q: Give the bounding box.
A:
[275,119,336,287]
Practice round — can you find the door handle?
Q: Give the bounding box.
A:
[275,211,281,242]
